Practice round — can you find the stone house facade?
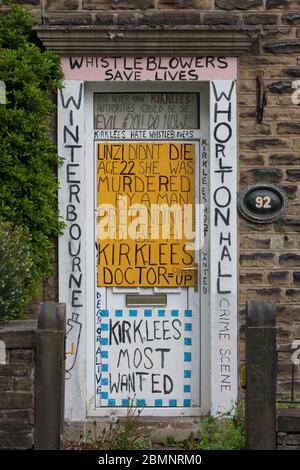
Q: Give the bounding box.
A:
[12,0,300,423]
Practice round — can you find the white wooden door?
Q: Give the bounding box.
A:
[93,90,206,415]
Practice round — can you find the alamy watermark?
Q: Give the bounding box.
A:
[290,86,300,365]
[0,81,6,105]
[292,341,300,366]
[292,81,300,105]
[97,196,204,250]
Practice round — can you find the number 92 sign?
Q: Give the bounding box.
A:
[238,183,288,224]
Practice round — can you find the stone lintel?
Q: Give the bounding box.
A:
[35,25,259,56]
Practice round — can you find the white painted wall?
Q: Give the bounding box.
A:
[210,80,238,415]
[58,81,86,421]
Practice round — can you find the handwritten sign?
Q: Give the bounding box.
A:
[94,93,199,130]
[95,308,193,408]
[97,141,196,287]
[61,56,238,81]
[210,80,238,414]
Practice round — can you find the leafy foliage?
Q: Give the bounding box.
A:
[196,403,245,450]
[66,403,152,450]
[0,221,36,322]
[0,2,64,288]
[166,402,245,450]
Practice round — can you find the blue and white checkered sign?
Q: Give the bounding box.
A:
[95,308,193,408]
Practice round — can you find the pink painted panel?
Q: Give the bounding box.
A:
[61,57,237,81]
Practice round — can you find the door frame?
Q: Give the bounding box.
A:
[58,75,238,421]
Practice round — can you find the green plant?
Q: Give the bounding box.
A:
[196,402,245,450]
[0,2,64,285]
[164,403,245,451]
[276,397,300,409]
[166,434,183,447]
[0,220,37,322]
[66,403,152,450]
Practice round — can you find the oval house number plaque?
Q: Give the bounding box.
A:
[238,182,288,224]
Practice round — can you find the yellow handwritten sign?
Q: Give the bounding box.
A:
[97,142,195,287]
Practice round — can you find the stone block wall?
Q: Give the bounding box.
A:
[277,409,300,449]
[0,310,65,450]
[14,0,300,396]
[0,323,36,449]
